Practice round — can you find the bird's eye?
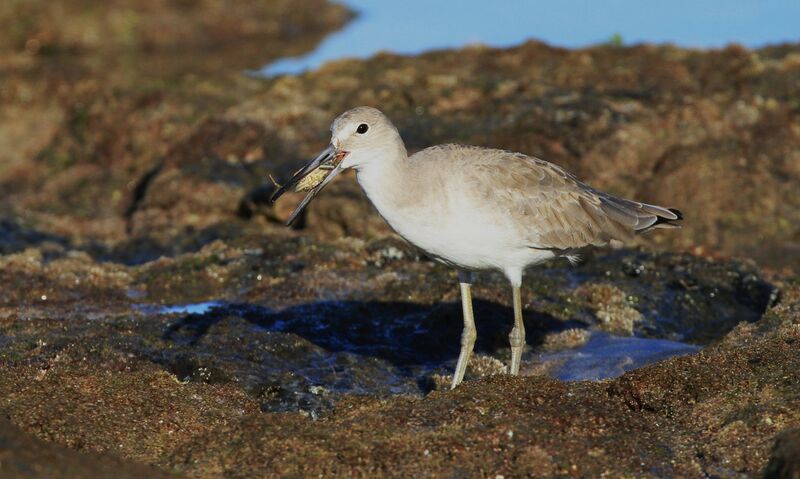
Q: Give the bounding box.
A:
[356,123,369,134]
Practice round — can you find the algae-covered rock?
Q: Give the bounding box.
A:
[0,419,176,479]
[1,1,799,476]
[0,240,793,477]
[4,40,800,271]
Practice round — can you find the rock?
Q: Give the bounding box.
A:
[0,419,176,479]
[0,0,351,252]
[5,39,800,271]
[0,0,351,60]
[764,429,800,479]
[1,1,800,476]
[232,43,800,272]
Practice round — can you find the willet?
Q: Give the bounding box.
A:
[271,106,682,389]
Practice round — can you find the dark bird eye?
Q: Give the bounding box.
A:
[356,123,369,134]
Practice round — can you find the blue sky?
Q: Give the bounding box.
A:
[264,0,800,75]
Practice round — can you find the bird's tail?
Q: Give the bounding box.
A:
[598,195,683,234]
[647,207,683,231]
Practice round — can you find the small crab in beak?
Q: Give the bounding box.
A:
[269,145,349,225]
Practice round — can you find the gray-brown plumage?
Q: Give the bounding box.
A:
[385,143,682,261]
[443,145,682,250]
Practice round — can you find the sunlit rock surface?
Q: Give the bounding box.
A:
[0,1,799,477]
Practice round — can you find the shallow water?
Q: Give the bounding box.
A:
[539,332,699,381]
[157,302,224,315]
[126,249,774,412]
[134,301,225,315]
[145,298,697,412]
[262,0,800,75]
[157,300,700,383]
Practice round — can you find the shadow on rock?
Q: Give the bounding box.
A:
[0,217,70,256]
[156,299,569,412]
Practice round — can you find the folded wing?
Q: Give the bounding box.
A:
[466,149,682,251]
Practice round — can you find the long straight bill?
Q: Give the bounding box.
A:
[285,164,344,225]
[269,145,336,204]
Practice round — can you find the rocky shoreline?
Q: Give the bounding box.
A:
[1,1,799,477]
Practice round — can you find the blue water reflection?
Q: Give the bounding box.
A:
[540,332,699,381]
[263,0,800,76]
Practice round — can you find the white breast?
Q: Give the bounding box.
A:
[356,165,554,273]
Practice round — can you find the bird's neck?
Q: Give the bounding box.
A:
[355,143,415,216]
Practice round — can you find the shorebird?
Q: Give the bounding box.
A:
[271,106,682,389]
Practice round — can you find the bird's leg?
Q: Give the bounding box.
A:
[508,285,526,375]
[451,270,476,389]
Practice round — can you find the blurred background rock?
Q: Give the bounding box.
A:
[1,0,798,272]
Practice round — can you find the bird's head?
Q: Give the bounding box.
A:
[270,106,405,224]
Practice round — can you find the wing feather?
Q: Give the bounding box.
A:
[458,147,681,251]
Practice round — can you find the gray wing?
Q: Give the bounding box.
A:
[463,149,682,251]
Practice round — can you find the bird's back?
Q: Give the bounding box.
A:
[408,144,682,253]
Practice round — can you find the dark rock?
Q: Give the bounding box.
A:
[0,419,176,479]
[764,429,800,479]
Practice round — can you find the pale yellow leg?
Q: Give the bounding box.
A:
[508,285,526,375]
[451,271,476,389]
